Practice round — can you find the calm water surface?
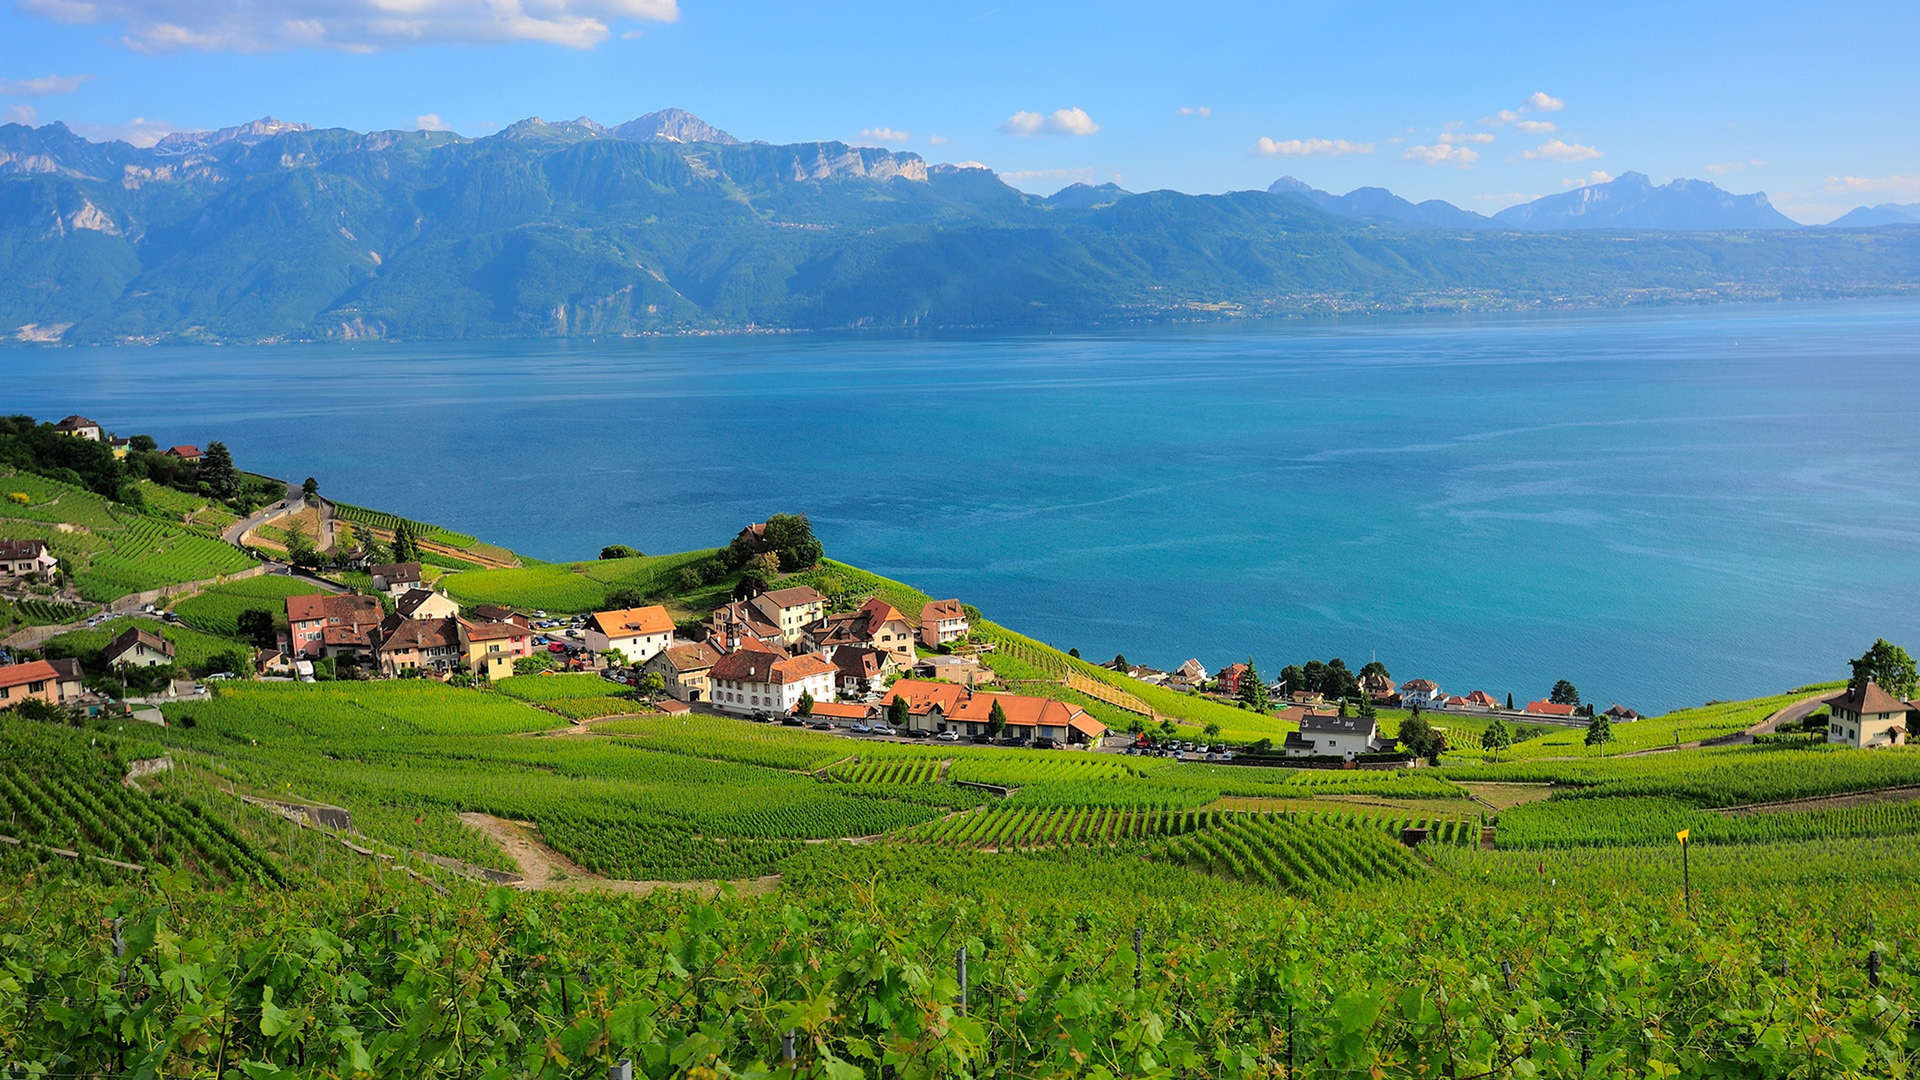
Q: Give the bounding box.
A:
[9,299,1920,713]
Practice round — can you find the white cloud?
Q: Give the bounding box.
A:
[999,166,1094,185]
[927,134,950,145]
[1177,106,1211,117]
[1523,139,1603,163]
[1482,92,1565,127]
[1703,159,1765,175]
[0,73,94,96]
[1437,131,1493,145]
[1527,91,1565,111]
[1403,143,1479,166]
[16,0,679,52]
[1000,107,1099,137]
[415,113,451,131]
[1254,136,1372,157]
[859,126,910,143]
[1826,174,1920,195]
[74,115,178,147]
[1487,108,1521,126]
[3,105,38,125]
[1562,170,1613,187]
[1515,119,1556,134]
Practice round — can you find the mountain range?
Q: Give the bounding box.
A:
[1828,203,1920,228]
[1269,172,1811,231]
[2,111,1917,344]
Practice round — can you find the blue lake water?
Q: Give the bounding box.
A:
[8,299,1920,713]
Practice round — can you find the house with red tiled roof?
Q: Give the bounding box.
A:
[1215,662,1250,697]
[1822,682,1912,749]
[1463,690,1501,711]
[1399,679,1444,709]
[919,598,970,648]
[749,586,826,647]
[879,679,1108,745]
[1525,700,1578,719]
[643,640,724,703]
[459,619,537,681]
[705,598,785,653]
[584,605,675,665]
[809,597,915,668]
[375,616,461,677]
[806,700,873,723]
[1166,659,1208,693]
[0,660,67,707]
[286,593,383,659]
[163,445,202,462]
[709,650,837,717]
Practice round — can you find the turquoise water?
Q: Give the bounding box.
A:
[9,299,1920,713]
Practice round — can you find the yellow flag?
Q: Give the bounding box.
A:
[1676,829,1690,844]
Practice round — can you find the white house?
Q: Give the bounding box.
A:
[708,650,837,717]
[584,605,676,665]
[1166,658,1208,693]
[749,585,827,647]
[1823,682,1911,749]
[53,415,103,441]
[369,562,423,598]
[1283,713,1395,760]
[0,539,58,582]
[1399,678,1444,709]
[396,588,462,621]
[104,627,175,668]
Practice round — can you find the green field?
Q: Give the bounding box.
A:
[167,574,327,636]
[41,615,249,674]
[440,548,728,613]
[0,471,258,601]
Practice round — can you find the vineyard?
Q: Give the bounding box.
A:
[898,804,1479,862]
[1,470,260,600]
[0,721,281,883]
[0,596,94,629]
[42,615,244,673]
[331,501,479,549]
[493,673,649,720]
[1156,813,1429,890]
[439,549,724,613]
[168,574,326,636]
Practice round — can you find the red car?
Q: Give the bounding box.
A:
[547,642,567,653]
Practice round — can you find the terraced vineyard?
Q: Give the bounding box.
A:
[1499,792,1920,849]
[493,673,648,720]
[0,723,281,884]
[901,803,1479,853]
[330,502,478,549]
[0,596,94,629]
[827,756,947,784]
[1157,813,1427,890]
[1,471,259,600]
[168,574,326,636]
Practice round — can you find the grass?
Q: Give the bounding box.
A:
[438,549,729,615]
[167,576,327,636]
[1464,684,1847,761]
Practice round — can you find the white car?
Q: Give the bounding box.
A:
[934,730,960,742]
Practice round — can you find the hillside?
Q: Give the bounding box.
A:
[5,117,1920,343]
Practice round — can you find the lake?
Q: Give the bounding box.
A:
[9,299,1920,713]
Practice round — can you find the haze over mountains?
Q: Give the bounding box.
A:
[2,110,1916,344]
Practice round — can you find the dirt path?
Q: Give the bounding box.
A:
[1715,784,1920,816]
[457,812,780,896]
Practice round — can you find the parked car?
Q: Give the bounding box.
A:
[1034,737,1058,750]
[547,643,566,653]
[779,716,802,727]
[850,723,872,734]
[870,722,896,736]
[809,721,833,731]
[970,733,993,744]
[532,610,549,618]
[935,730,960,742]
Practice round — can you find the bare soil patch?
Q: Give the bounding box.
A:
[457,812,780,896]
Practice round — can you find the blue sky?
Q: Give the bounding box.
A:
[2,0,1915,223]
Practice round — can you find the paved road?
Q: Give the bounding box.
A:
[1614,690,1831,756]
[224,489,299,546]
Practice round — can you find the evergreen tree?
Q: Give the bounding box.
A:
[199,441,240,502]
[1585,712,1613,749]
[1235,659,1270,713]
[888,696,910,728]
[987,699,1008,740]
[1550,679,1581,707]
[796,692,814,717]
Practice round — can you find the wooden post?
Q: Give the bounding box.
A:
[956,946,968,1016]
[608,1060,632,1080]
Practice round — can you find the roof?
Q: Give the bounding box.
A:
[833,645,888,679]
[858,597,908,627]
[1825,682,1914,716]
[471,604,522,623]
[46,657,83,681]
[1401,678,1438,692]
[708,599,783,640]
[654,641,722,672]
[164,445,201,458]
[759,585,825,609]
[377,616,460,652]
[106,626,173,659]
[1604,703,1641,719]
[1174,659,1207,678]
[286,593,382,623]
[654,698,691,714]
[0,660,61,690]
[370,561,422,583]
[921,598,967,623]
[396,588,450,617]
[0,538,49,560]
[946,691,1103,735]
[55,415,100,430]
[321,624,378,647]
[807,701,872,720]
[588,605,674,639]
[1465,691,1500,707]
[879,678,970,714]
[1218,662,1250,677]
[734,636,791,658]
[461,619,533,643]
[1299,712,1376,736]
[709,650,836,686]
[1525,700,1578,717]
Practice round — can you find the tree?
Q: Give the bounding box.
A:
[390,521,420,562]
[748,551,781,581]
[987,699,1008,740]
[1360,659,1391,681]
[796,692,814,717]
[1111,654,1130,671]
[1279,664,1306,697]
[636,671,665,700]
[1301,660,1328,695]
[1322,658,1359,701]
[762,512,824,572]
[1235,659,1270,713]
[888,696,910,728]
[600,545,641,560]
[1397,713,1436,759]
[236,608,277,650]
[1549,679,1581,707]
[1068,648,1080,659]
[128,434,157,453]
[514,654,557,675]
[208,648,251,679]
[283,519,319,569]
[1126,718,1146,736]
[1203,722,1221,741]
[1158,719,1177,739]
[1481,717,1512,753]
[1357,696,1377,720]
[1506,692,1515,711]
[199,441,240,502]
[600,649,627,671]
[1850,638,1917,700]
[1584,712,1613,749]
[604,587,647,610]
[1425,733,1448,767]
[301,476,319,499]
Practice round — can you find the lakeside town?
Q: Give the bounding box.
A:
[4,412,1912,762]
